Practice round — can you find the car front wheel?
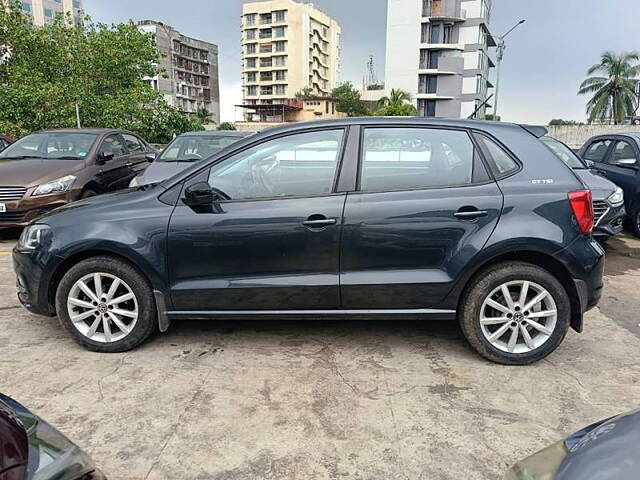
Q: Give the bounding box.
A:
[55,256,157,352]
[459,262,571,365]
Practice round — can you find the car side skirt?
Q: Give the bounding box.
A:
[166,309,457,321]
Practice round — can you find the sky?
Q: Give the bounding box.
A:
[88,0,640,124]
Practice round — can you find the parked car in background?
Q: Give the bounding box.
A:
[505,408,640,479]
[13,118,604,364]
[0,128,155,228]
[541,136,625,240]
[579,133,640,236]
[0,392,105,479]
[129,131,250,187]
[0,135,13,153]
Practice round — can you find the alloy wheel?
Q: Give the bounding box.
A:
[66,273,139,343]
[479,280,557,354]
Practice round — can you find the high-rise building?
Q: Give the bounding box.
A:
[16,0,83,26]
[138,20,220,124]
[385,0,496,119]
[239,0,342,123]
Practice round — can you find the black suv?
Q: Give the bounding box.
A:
[13,119,604,365]
[579,133,640,236]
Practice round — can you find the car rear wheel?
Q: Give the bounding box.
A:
[55,256,157,352]
[459,262,571,365]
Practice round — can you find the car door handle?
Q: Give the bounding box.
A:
[303,216,337,228]
[454,209,488,220]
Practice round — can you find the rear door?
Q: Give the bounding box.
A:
[599,137,640,210]
[95,133,132,192]
[121,133,152,178]
[340,126,503,309]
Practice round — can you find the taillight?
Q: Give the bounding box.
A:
[569,190,594,234]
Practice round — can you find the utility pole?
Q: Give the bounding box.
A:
[493,19,526,120]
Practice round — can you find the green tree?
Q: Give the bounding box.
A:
[295,87,316,100]
[217,122,237,131]
[0,1,199,142]
[548,119,584,126]
[578,51,640,124]
[374,103,417,117]
[195,107,213,125]
[377,89,413,109]
[330,82,369,117]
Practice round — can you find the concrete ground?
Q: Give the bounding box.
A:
[1,230,639,480]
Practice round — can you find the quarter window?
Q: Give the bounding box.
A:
[207,130,344,200]
[584,139,612,163]
[476,135,518,176]
[360,128,474,192]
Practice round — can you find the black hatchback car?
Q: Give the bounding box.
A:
[579,133,640,236]
[12,119,605,365]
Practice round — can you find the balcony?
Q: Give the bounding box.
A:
[422,0,466,22]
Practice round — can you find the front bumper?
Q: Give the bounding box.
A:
[593,203,625,238]
[13,246,58,317]
[0,191,77,228]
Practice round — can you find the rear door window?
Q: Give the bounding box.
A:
[584,139,613,163]
[122,134,146,153]
[359,127,475,192]
[98,135,127,158]
[608,140,638,166]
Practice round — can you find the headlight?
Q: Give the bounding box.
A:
[32,175,76,196]
[129,176,139,188]
[18,224,50,250]
[607,187,624,207]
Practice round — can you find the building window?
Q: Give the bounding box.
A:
[259,28,272,39]
[247,72,257,82]
[418,99,437,117]
[274,56,287,67]
[261,86,273,95]
[260,13,272,24]
[421,23,429,43]
[72,0,81,7]
[246,58,256,68]
[21,2,31,12]
[245,14,256,26]
[260,58,272,68]
[246,29,256,40]
[259,43,272,53]
[419,75,437,94]
[275,70,286,81]
[430,23,441,43]
[274,10,286,22]
[54,0,61,3]
[247,86,257,96]
[260,72,272,81]
[246,44,256,55]
[443,24,453,43]
[274,85,286,95]
[44,7,53,18]
[273,26,286,38]
[274,41,286,52]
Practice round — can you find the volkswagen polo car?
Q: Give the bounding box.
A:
[12,118,605,365]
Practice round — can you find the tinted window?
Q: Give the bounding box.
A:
[208,130,344,200]
[160,136,243,163]
[0,132,97,160]
[476,135,519,175]
[541,137,585,169]
[122,134,146,153]
[360,128,474,192]
[98,135,127,158]
[610,140,637,165]
[584,139,613,163]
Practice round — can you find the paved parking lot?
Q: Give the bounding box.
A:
[1,229,639,480]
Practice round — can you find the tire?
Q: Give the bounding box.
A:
[630,202,640,238]
[80,188,98,199]
[459,262,571,365]
[55,256,157,352]
[633,119,640,125]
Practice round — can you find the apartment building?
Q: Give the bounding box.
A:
[240,0,342,123]
[385,0,495,119]
[138,20,220,124]
[17,0,83,26]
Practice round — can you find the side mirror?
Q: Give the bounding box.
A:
[584,159,595,168]
[146,153,156,163]
[184,182,214,206]
[616,158,638,168]
[97,152,114,165]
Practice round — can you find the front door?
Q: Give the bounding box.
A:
[340,126,503,309]
[167,128,348,311]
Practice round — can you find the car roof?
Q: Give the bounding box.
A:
[35,128,134,135]
[178,131,250,138]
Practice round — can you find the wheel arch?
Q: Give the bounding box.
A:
[452,249,582,332]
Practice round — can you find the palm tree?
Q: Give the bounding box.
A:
[378,89,413,108]
[195,107,213,125]
[578,51,640,124]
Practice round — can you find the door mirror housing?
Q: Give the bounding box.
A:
[184,182,215,206]
[97,152,114,165]
[584,159,595,168]
[615,158,638,169]
[145,153,156,163]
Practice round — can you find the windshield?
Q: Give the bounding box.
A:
[0,132,98,160]
[541,136,586,169]
[158,135,242,163]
